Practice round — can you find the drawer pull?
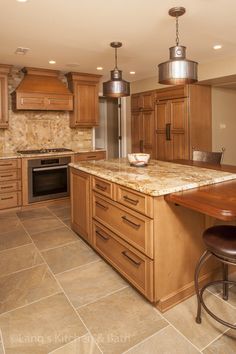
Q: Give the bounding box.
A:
[87,155,97,159]
[96,230,110,241]
[0,163,12,167]
[122,216,141,230]
[95,201,109,210]
[123,195,139,205]
[1,196,13,201]
[0,186,12,190]
[95,184,107,191]
[0,174,14,178]
[122,251,141,266]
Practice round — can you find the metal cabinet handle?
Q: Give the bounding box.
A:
[166,123,171,141]
[87,155,97,159]
[95,184,107,191]
[0,163,12,167]
[95,201,109,211]
[0,186,12,190]
[122,251,141,266]
[123,195,139,205]
[140,140,144,152]
[0,174,14,178]
[1,196,13,201]
[96,230,110,241]
[121,216,141,229]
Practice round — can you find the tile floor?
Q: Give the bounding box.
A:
[0,201,235,353]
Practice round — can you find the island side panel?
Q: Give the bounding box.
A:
[153,197,219,312]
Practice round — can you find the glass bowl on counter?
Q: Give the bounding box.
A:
[127,153,150,167]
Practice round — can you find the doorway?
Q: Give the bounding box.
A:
[95,97,121,159]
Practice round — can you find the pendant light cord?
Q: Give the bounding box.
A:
[114,47,118,69]
[176,15,179,46]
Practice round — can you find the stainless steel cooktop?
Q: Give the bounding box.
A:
[17,148,73,154]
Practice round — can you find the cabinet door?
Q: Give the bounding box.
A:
[142,110,154,157]
[131,94,142,111]
[131,111,143,152]
[142,92,154,111]
[0,73,9,128]
[74,82,99,127]
[170,98,189,160]
[155,101,170,160]
[70,169,91,243]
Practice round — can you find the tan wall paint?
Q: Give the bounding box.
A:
[212,87,236,166]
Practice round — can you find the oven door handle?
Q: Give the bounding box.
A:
[32,165,68,172]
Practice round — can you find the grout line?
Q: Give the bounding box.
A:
[205,288,236,310]
[24,223,67,237]
[76,285,130,309]
[55,259,101,277]
[0,262,45,280]
[40,240,79,253]
[153,305,202,353]
[0,241,33,254]
[0,292,62,318]
[19,216,105,354]
[0,329,6,354]
[122,324,171,354]
[200,327,231,352]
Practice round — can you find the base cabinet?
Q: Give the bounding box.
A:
[0,158,22,210]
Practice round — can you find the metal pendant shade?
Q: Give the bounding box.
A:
[158,7,198,85]
[103,42,130,97]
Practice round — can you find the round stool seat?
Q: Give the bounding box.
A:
[203,225,236,262]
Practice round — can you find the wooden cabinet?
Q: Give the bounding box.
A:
[0,64,11,129]
[74,150,106,162]
[155,85,212,161]
[70,169,91,243]
[66,72,102,128]
[131,110,155,157]
[0,158,22,210]
[131,91,155,111]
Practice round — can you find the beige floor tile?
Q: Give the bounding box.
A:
[78,287,168,354]
[16,207,53,221]
[0,264,60,314]
[50,206,71,220]
[49,334,101,354]
[47,201,70,212]
[30,226,79,251]
[57,260,127,308]
[203,329,236,354]
[215,285,236,308]
[163,292,236,350]
[22,215,64,235]
[0,224,31,251]
[0,293,87,354]
[42,241,100,274]
[0,212,21,234]
[125,325,200,354]
[0,243,44,277]
[62,219,72,229]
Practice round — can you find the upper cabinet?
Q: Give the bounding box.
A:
[12,67,73,111]
[131,91,155,111]
[0,64,11,129]
[66,72,102,128]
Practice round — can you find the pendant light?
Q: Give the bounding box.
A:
[103,42,130,97]
[158,7,198,85]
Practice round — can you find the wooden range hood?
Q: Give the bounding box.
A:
[12,67,73,111]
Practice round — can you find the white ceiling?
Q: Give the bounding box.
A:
[1,0,236,82]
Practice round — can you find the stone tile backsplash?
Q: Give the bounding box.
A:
[0,67,92,153]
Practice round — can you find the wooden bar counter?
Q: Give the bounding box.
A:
[70,159,236,312]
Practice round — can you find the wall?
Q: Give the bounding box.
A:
[0,67,92,153]
[212,87,236,165]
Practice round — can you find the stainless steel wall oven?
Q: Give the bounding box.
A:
[28,156,71,203]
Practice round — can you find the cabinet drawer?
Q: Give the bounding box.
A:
[93,193,153,257]
[93,221,154,301]
[115,185,153,217]
[155,85,188,101]
[92,177,113,199]
[0,181,21,193]
[0,170,20,183]
[0,159,20,170]
[0,191,21,210]
[74,151,106,162]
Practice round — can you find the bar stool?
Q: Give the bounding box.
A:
[194,225,236,329]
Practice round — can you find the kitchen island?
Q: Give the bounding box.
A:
[69,158,236,312]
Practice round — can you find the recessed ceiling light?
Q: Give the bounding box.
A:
[49,60,56,64]
[130,71,136,75]
[213,44,222,50]
[16,0,28,2]
[96,67,103,71]
[15,47,30,55]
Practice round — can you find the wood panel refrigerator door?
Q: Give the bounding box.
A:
[131,111,143,153]
[155,101,169,160]
[142,110,154,157]
[170,98,189,160]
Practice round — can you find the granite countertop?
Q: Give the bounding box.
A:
[0,148,106,159]
[69,158,236,196]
